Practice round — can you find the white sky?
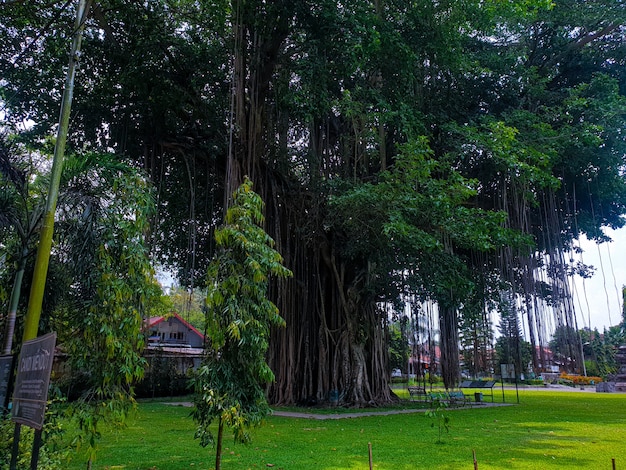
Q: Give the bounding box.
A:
[572,226,625,331]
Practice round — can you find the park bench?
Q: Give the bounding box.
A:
[427,391,447,405]
[460,380,497,403]
[407,386,427,401]
[447,390,470,407]
[427,391,469,407]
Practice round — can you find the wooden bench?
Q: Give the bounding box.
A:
[407,386,427,401]
[459,380,497,403]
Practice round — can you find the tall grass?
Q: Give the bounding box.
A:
[64,390,626,469]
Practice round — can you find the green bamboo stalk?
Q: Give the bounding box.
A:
[22,0,91,342]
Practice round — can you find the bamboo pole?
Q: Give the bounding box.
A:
[368,442,373,470]
[473,449,478,470]
[13,4,92,467]
[22,0,92,342]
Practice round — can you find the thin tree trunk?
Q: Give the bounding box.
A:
[2,250,27,355]
[215,416,224,470]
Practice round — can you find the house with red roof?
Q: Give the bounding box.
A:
[146,312,205,348]
[144,312,205,373]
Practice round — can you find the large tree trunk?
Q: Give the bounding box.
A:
[226,0,394,406]
[266,228,394,406]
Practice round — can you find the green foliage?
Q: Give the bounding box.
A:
[1,147,163,465]
[495,337,533,373]
[425,398,450,444]
[135,350,191,399]
[458,287,495,377]
[68,391,138,462]
[548,325,581,372]
[388,321,410,375]
[167,287,206,330]
[0,134,50,353]
[192,178,292,455]
[1,148,167,470]
[0,395,69,470]
[525,378,546,386]
[495,298,533,376]
[3,0,626,407]
[329,136,529,305]
[50,153,160,463]
[581,326,623,378]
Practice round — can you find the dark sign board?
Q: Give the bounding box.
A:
[11,332,56,430]
[0,355,15,411]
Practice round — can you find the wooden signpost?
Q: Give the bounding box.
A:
[10,332,57,470]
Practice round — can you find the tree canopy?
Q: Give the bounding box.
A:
[1,0,626,404]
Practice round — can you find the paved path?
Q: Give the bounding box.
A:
[162,401,511,420]
[272,402,511,420]
[162,384,605,420]
[525,384,597,392]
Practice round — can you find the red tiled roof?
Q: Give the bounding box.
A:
[146,312,205,340]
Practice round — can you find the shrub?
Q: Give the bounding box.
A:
[425,373,443,385]
[525,379,545,386]
[559,373,602,385]
[0,397,69,470]
[134,355,192,398]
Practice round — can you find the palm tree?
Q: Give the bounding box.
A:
[0,135,46,354]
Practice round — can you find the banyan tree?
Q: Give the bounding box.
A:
[1,0,626,404]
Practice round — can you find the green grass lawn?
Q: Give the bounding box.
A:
[62,390,626,470]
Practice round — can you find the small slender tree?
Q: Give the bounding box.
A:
[58,153,161,469]
[495,294,532,378]
[0,134,45,355]
[192,177,292,470]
